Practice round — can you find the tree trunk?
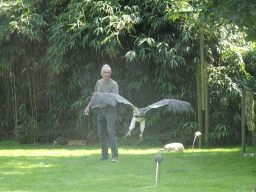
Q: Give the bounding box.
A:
[241,90,246,153]
[197,63,202,148]
[200,28,205,111]
[12,69,18,139]
[253,129,256,148]
[197,27,205,147]
[204,62,209,145]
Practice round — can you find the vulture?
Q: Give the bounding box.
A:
[90,92,194,138]
[53,136,69,148]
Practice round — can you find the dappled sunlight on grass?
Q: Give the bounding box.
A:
[119,148,159,154]
[0,142,255,192]
[1,171,26,175]
[184,147,241,153]
[2,161,57,169]
[0,145,245,158]
[120,146,242,155]
[0,148,101,157]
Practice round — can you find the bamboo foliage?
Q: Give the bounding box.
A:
[0,0,50,141]
[0,0,255,146]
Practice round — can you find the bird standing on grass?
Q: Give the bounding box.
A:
[192,131,201,151]
[90,92,194,139]
[53,136,69,148]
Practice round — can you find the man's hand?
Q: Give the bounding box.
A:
[92,92,98,98]
[84,107,90,116]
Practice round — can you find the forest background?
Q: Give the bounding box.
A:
[1,0,256,147]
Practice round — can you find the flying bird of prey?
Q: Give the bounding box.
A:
[90,92,194,138]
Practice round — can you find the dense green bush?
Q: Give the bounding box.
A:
[0,0,255,146]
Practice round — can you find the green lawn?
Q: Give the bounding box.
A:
[0,141,255,192]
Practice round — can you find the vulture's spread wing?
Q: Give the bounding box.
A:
[112,93,134,106]
[141,99,194,115]
[90,92,134,108]
[165,99,194,113]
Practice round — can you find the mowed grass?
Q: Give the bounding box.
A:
[0,141,256,192]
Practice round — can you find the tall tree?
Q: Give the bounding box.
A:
[198,0,256,42]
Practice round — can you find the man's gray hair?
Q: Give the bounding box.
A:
[101,64,111,72]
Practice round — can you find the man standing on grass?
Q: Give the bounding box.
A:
[84,64,119,162]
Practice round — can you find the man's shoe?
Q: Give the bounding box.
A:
[99,157,108,161]
[111,156,119,162]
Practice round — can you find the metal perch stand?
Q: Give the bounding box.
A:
[144,153,163,189]
[155,161,161,187]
